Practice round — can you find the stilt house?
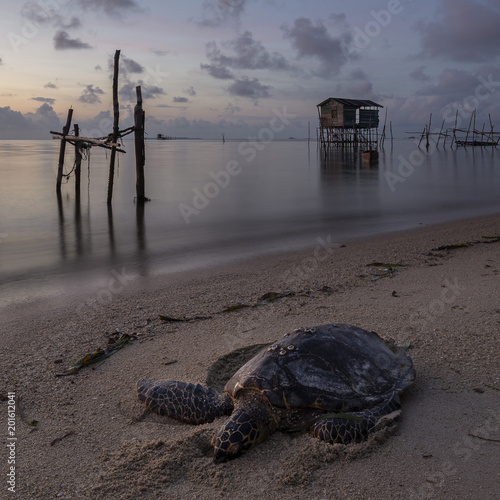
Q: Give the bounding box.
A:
[317,98,383,147]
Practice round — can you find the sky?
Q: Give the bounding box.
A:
[1,0,500,139]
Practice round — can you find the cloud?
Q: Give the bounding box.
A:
[31,97,56,105]
[44,82,58,89]
[61,17,82,29]
[173,97,189,103]
[0,57,3,65]
[417,0,500,62]
[21,1,63,26]
[78,84,105,104]
[0,104,62,139]
[281,17,354,78]
[225,102,241,114]
[76,0,141,16]
[410,66,431,82]
[223,31,291,70]
[227,76,271,98]
[121,56,144,75]
[198,0,247,27]
[150,49,169,56]
[200,63,235,80]
[185,86,197,96]
[415,68,479,97]
[119,81,166,102]
[390,64,500,129]
[202,33,291,75]
[54,30,92,50]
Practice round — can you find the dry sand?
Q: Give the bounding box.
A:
[1,214,500,499]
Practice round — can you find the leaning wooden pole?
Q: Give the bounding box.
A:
[134,85,147,202]
[74,124,82,195]
[107,49,121,205]
[56,108,74,193]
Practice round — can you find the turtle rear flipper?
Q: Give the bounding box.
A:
[309,396,401,444]
[137,380,233,425]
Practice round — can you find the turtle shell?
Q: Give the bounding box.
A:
[224,323,415,412]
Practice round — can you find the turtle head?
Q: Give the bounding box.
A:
[212,392,278,462]
[212,411,260,462]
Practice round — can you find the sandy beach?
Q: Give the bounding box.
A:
[2,214,499,499]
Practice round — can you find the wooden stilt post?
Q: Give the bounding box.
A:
[56,108,73,193]
[489,114,495,147]
[134,85,147,202]
[107,49,121,205]
[74,124,82,196]
[452,110,458,148]
[426,113,432,150]
[437,119,445,148]
[465,111,473,147]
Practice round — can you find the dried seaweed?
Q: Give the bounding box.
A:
[56,332,138,377]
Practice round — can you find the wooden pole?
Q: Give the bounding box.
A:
[426,113,432,150]
[56,108,73,193]
[465,111,473,147]
[107,49,121,205]
[74,124,82,196]
[436,119,445,148]
[134,85,147,202]
[452,110,458,148]
[489,114,495,147]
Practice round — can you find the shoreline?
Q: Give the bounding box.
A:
[2,213,500,499]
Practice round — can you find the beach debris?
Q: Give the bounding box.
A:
[158,314,212,322]
[222,291,309,313]
[137,323,415,462]
[391,291,399,297]
[366,262,404,268]
[56,331,139,377]
[433,242,470,251]
[432,236,500,252]
[50,430,75,446]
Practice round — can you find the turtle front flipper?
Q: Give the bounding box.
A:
[137,380,233,425]
[309,396,402,444]
[212,391,279,462]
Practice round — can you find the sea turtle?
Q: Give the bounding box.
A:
[137,323,415,462]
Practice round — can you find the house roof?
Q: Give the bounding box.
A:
[317,97,383,108]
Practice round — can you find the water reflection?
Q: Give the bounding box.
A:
[55,188,150,280]
[0,140,499,306]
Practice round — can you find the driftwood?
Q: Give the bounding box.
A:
[50,132,126,152]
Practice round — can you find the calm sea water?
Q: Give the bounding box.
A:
[0,139,499,306]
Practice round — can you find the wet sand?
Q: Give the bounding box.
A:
[2,214,500,499]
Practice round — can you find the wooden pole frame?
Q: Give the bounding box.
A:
[107,49,121,205]
[134,85,147,202]
[56,108,73,193]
